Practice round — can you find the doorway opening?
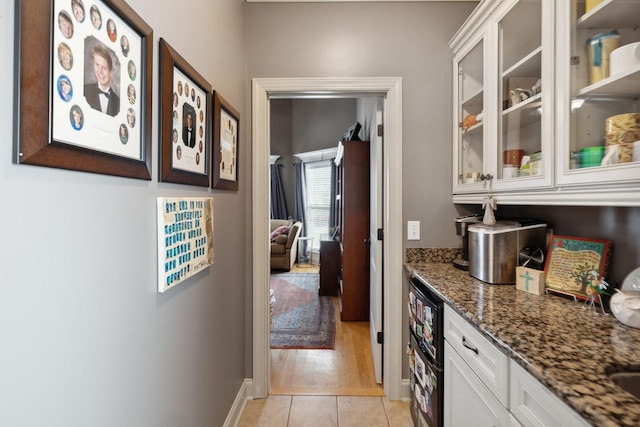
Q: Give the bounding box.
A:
[252,77,404,400]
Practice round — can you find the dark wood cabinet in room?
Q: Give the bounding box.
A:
[319,240,341,296]
[336,140,370,321]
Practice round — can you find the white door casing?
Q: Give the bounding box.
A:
[369,99,384,384]
[251,77,403,400]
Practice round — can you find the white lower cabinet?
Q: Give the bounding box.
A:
[444,305,590,427]
[509,413,524,427]
[510,360,590,427]
[444,340,509,427]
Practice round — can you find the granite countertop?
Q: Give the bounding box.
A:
[405,261,640,427]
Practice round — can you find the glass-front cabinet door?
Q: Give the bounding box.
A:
[453,35,486,193]
[556,0,640,190]
[451,0,553,196]
[494,0,553,190]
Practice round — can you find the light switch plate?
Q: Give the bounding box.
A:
[407,221,420,240]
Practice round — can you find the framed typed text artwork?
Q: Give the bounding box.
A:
[157,197,214,293]
[212,91,240,191]
[16,0,153,179]
[159,38,211,187]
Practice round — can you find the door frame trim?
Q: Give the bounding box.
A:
[251,77,403,399]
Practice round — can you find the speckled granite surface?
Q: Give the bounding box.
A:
[406,247,462,264]
[405,262,640,427]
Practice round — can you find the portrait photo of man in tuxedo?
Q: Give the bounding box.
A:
[182,105,196,148]
[84,42,120,117]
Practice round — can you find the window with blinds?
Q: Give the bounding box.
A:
[304,159,333,252]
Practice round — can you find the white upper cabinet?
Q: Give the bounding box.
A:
[450,0,640,206]
[450,0,554,197]
[555,0,640,202]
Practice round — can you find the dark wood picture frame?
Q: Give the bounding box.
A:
[15,0,153,180]
[158,38,211,187]
[212,91,240,191]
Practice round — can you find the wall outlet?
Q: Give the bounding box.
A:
[407,221,420,240]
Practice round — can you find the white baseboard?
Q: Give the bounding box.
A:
[223,378,253,427]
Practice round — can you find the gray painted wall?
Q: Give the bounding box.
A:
[1,0,248,425]
[248,1,477,248]
[248,1,640,384]
[271,98,357,217]
[247,0,478,386]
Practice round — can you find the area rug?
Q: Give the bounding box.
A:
[270,273,336,349]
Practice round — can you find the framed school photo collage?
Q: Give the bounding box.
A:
[18,0,240,188]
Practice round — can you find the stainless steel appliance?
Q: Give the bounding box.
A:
[409,276,444,427]
[452,214,481,271]
[468,220,548,284]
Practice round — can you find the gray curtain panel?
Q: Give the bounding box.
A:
[270,164,288,220]
[294,162,308,262]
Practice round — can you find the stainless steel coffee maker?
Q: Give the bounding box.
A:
[453,214,481,271]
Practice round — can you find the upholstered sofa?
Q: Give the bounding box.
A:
[270,219,303,271]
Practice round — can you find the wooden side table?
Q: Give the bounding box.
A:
[319,240,340,296]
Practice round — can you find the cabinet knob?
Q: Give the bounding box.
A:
[364,238,371,245]
[480,173,493,181]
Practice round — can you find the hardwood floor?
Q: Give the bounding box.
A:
[270,266,383,396]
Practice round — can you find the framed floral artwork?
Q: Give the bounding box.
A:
[544,235,613,302]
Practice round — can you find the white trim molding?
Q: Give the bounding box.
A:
[222,379,252,427]
[251,77,404,400]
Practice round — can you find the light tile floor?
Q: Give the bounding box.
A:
[237,395,413,427]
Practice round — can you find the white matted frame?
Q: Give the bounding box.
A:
[251,77,403,400]
[157,196,214,293]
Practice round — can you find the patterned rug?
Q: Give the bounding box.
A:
[270,273,336,349]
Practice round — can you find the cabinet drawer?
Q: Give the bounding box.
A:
[510,360,589,427]
[444,305,509,406]
[444,341,509,427]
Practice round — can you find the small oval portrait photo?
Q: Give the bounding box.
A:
[57,42,73,70]
[177,81,183,96]
[191,88,195,101]
[119,123,129,144]
[71,0,85,23]
[127,108,136,128]
[127,84,136,105]
[90,5,102,30]
[58,10,74,39]
[120,35,130,57]
[198,140,203,152]
[184,83,190,96]
[173,111,179,126]
[173,92,178,108]
[70,105,84,130]
[172,129,178,144]
[107,19,117,42]
[199,125,203,138]
[57,75,73,102]
[176,145,182,160]
[196,152,200,165]
[199,110,204,123]
[196,96,201,108]
[127,60,137,81]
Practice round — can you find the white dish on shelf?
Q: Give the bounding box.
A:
[621,266,640,291]
[610,42,640,77]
